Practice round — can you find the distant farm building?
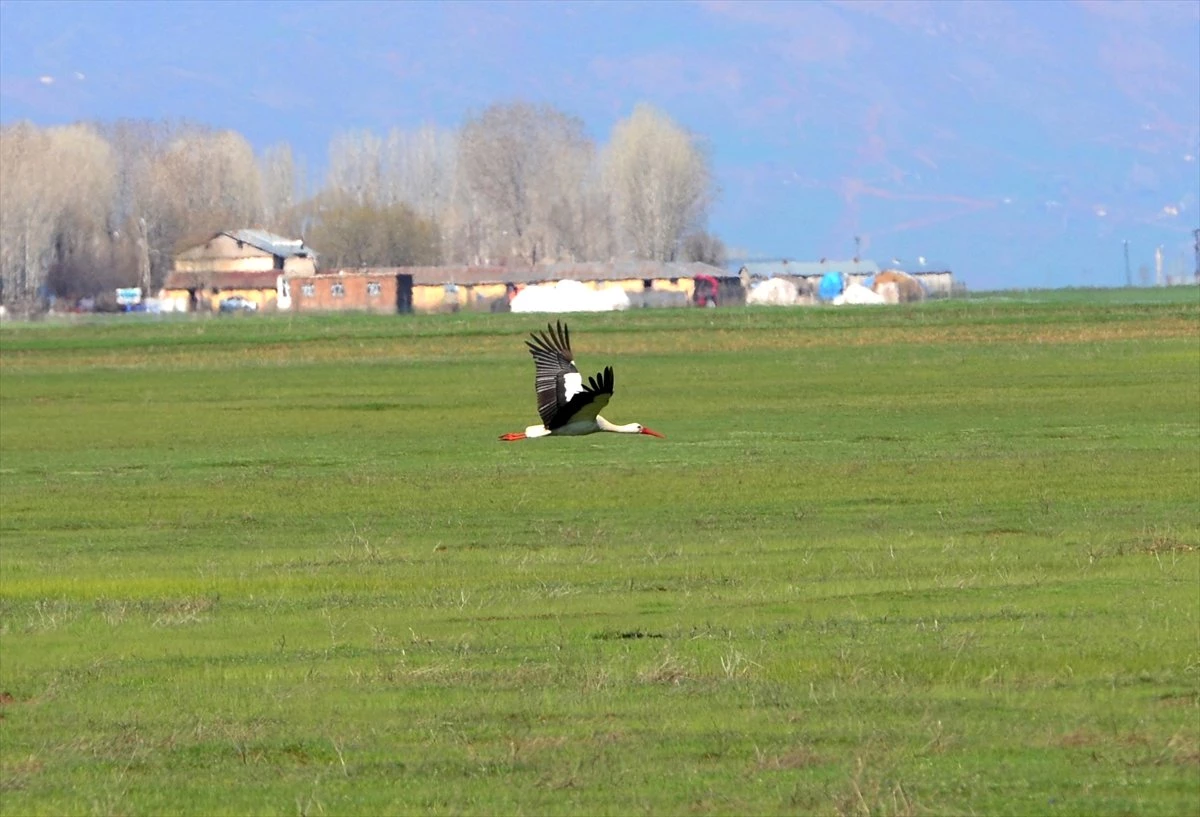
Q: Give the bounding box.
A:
[737,259,882,283]
[160,229,318,312]
[734,259,956,299]
[285,271,402,314]
[906,269,956,297]
[287,262,740,314]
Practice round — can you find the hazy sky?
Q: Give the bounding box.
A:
[2,0,1197,289]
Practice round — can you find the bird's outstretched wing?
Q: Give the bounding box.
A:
[526,321,580,428]
[548,366,614,429]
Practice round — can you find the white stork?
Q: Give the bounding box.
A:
[499,321,665,441]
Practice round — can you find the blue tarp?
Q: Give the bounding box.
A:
[818,271,845,301]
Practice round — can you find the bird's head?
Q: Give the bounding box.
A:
[636,424,665,438]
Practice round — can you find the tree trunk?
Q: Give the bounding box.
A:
[137,217,151,295]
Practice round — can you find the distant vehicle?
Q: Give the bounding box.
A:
[219,296,258,313]
[692,273,721,307]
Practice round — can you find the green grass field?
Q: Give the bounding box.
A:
[2,290,1198,816]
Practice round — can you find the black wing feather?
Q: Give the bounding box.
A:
[547,366,615,430]
[525,321,579,427]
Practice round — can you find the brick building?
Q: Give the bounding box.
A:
[286,271,404,314]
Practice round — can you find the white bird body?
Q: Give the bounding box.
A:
[500,321,664,441]
[516,417,646,439]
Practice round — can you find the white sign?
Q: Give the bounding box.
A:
[116,287,142,305]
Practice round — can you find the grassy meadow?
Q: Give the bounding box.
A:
[1,290,1198,816]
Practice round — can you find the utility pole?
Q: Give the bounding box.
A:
[137,217,152,298]
[1193,228,1199,282]
[853,235,861,262]
[1123,240,1132,287]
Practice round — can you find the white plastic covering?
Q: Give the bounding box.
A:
[509,280,631,313]
[875,281,900,304]
[745,278,799,305]
[832,282,886,305]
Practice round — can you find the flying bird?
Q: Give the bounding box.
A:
[500,321,665,441]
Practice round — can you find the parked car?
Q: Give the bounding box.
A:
[219,296,258,313]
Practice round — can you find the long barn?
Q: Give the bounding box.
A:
[286,262,738,314]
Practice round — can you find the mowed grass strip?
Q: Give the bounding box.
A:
[2,291,1196,371]
[1,292,1198,816]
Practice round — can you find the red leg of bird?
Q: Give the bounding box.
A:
[499,432,527,441]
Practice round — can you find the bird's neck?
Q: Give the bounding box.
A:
[596,416,638,433]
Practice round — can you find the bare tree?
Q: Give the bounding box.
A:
[680,230,726,267]
[381,124,458,221]
[442,163,487,265]
[535,127,597,262]
[0,121,118,304]
[160,129,264,228]
[0,122,53,302]
[308,192,440,268]
[129,125,265,286]
[321,125,459,260]
[260,142,299,233]
[312,103,723,268]
[100,119,176,292]
[604,104,713,261]
[326,129,384,207]
[457,101,596,265]
[578,167,618,263]
[49,124,121,298]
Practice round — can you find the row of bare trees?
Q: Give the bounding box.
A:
[312,102,722,269]
[0,102,721,305]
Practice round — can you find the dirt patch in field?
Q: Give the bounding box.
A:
[638,653,693,685]
[1156,692,1199,708]
[508,735,568,762]
[1053,729,1198,767]
[0,754,43,792]
[1055,728,1102,748]
[1137,536,1197,555]
[593,629,665,640]
[1055,729,1158,749]
[752,745,822,771]
[1165,734,1200,768]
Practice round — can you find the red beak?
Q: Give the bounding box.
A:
[640,427,665,438]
